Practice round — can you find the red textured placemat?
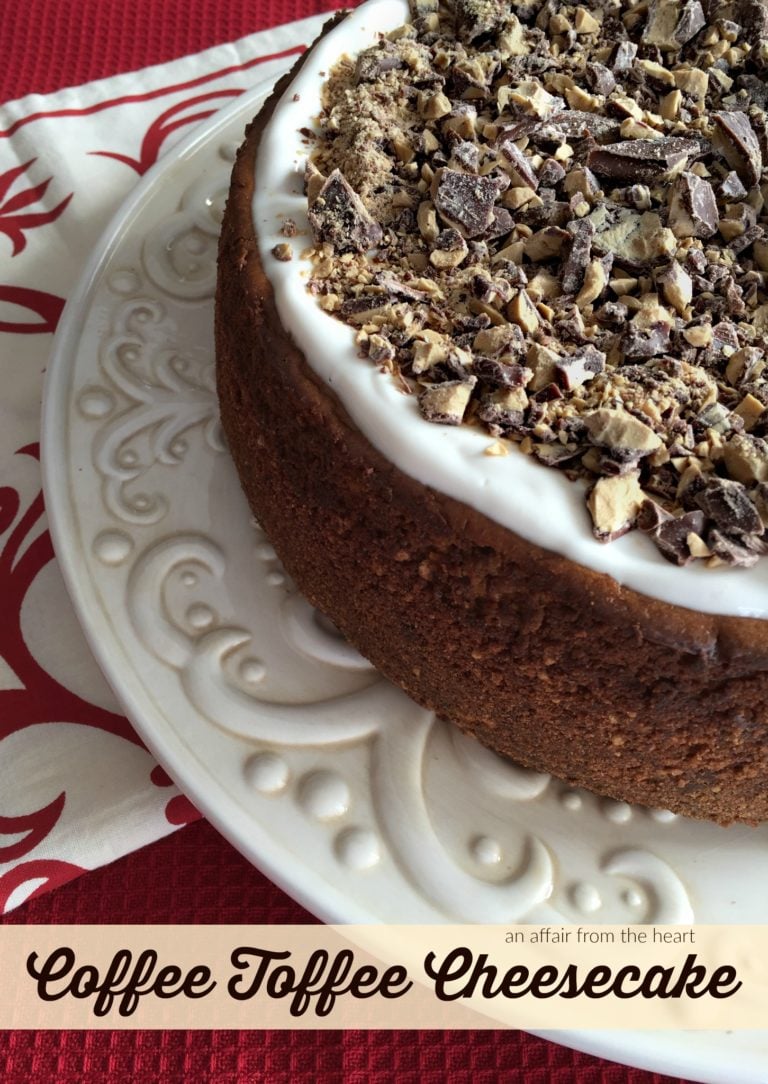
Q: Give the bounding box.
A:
[0,0,341,104]
[0,822,692,1084]
[0,3,701,1081]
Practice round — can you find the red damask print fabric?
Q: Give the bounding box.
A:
[0,18,323,913]
[90,90,246,175]
[0,286,65,334]
[0,158,73,256]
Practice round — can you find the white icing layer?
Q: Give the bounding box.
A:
[253,0,768,619]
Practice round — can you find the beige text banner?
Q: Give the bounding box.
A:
[0,924,764,1029]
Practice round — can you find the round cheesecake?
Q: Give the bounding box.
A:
[216,0,768,823]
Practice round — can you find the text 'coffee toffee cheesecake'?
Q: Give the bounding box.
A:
[216,0,768,824]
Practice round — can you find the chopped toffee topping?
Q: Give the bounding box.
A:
[301,0,768,568]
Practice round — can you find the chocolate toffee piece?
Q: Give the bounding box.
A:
[585,62,615,97]
[308,169,383,253]
[432,169,502,238]
[523,225,569,262]
[418,376,477,423]
[473,357,531,387]
[561,219,594,294]
[720,171,749,201]
[217,0,768,827]
[590,208,675,266]
[587,138,699,184]
[531,441,581,467]
[675,0,706,42]
[622,307,674,361]
[496,137,539,190]
[505,81,563,120]
[610,41,637,73]
[739,0,768,55]
[658,260,692,315]
[476,385,528,431]
[723,432,768,483]
[538,157,566,187]
[708,530,763,567]
[730,223,764,258]
[449,139,480,173]
[355,42,405,82]
[736,75,768,114]
[587,470,646,540]
[373,271,429,302]
[645,0,705,47]
[712,111,763,188]
[669,171,718,239]
[638,501,708,566]
[584,408,662,457]
[694,476,763,538]
[455,0,510,43]
[539,111,621,144]
[430,226,469,267]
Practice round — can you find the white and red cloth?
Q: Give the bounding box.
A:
[0,15,328,913]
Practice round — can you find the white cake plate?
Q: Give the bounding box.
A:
[42,76,768,1084]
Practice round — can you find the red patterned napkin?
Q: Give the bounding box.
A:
[0,15,329,913]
